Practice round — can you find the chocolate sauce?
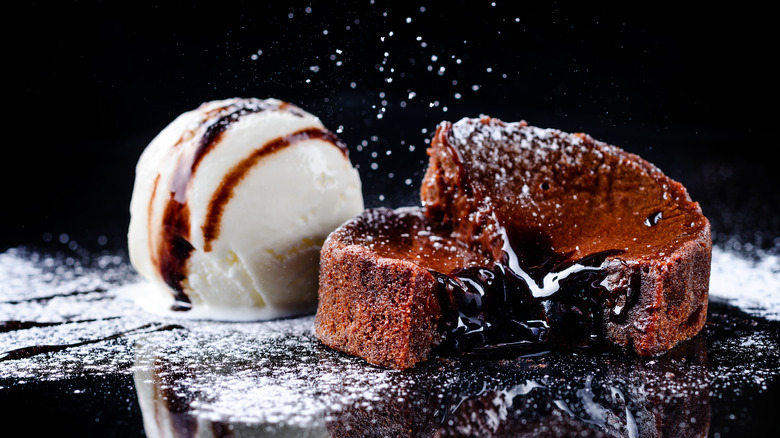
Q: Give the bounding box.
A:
[192,100,294,181]
[0,316,120,333]
[159,199,195,310]
[202,127,346,251]
[0,287,107,304]
[0,323,183,362]
[157,99,330,311]
[159,101,279,308]
[156,98,348,310]
[435,225,623,356]
[644,211,663,227]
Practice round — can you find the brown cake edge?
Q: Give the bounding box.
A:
[314,237,444,369]
[316,116,712,368]
[422,118,713,357]
[605,226,712,356]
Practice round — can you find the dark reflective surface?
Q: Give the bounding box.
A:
[2,1,778,436]
[1,248,778,437]
[328,336,711,438]
[128,302,778,437]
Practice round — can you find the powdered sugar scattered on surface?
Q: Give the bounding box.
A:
[709,246,780,320]
[132,316,400,432]
[1,244,778,435]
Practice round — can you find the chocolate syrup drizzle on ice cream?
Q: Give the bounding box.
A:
[157,101,345,308]
[127,98,363,319]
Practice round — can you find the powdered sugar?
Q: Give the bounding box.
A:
[709,246,780,320]
[1,244,778,435]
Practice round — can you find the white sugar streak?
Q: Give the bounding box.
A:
[709,247,780,320]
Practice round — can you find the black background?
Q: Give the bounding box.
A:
[2,1,777,253]
[1,3,779,436]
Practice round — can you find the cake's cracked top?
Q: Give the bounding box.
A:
[422,116,710,265]
[316,116,711,369]
[422,116,712,356]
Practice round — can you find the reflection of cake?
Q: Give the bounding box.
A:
[326,337,711,438]
[315,116,711,369]
[132,329,710,438]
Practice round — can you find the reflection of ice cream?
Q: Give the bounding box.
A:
[132,336,330,438]
[127,98,363,320]
[131,326,709,438]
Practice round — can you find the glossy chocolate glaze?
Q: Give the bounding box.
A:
[154,99,345,310]
[435,233,625,355]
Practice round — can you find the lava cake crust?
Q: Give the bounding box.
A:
[421,117,711,356]
[314,207,488,369]
[316,116,711,369]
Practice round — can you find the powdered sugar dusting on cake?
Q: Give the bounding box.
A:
[447,117,603,178]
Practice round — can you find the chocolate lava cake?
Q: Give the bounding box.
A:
[315,116,711,370]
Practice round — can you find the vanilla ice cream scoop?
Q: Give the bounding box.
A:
[127,98,364,320]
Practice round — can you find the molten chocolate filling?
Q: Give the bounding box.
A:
[434,227,624,355]
[342,208,631,356]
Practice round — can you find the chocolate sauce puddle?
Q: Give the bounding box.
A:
[0,323,184,362]
[435,224,624,357]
